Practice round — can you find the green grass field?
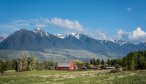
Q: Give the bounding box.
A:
[0,70,146,84]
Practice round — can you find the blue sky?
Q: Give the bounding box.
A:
[0,0,146,42]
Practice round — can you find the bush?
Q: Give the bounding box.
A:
[110,69,120,73]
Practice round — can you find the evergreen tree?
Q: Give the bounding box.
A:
[92,58,96,66]
[90,59,93,64]
[107,58,110,65]
[101,59,104,65]
[96,59,100,65]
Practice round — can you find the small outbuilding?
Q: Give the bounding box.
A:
[55,62,74,70]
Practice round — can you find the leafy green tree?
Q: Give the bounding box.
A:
[122,50,146,70]
[135,55,146,69]
[129,60,135,70]
[85,62,91,69]
[144,51,146,57]
[27,57,37,70]
[75,61,85,70]
[0,61,7,73]
[27,64,32,71]
[17,60,23,72]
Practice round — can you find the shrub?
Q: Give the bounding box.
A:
[110,69,120,73]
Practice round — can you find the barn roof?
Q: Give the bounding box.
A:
[57,62,71,67]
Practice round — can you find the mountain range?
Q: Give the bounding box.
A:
[0,28,146,61]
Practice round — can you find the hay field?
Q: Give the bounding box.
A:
[0,70,146,84]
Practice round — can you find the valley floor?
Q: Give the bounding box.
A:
[0,70,146,84]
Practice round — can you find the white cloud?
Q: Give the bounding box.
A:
[0,18,50,35]
[49,17,84,31]
[127,7,132,12]
[117,29,129,40]
[29,17,49,28]
[93,32,107,40]
[1,17,145,43]
[0,20,30,35]
[84,31,111,41]
[117,27,146,43]
[129,27,146,43]
[0,17,84,35]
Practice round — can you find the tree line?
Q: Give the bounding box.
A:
[105,50,146,70]
[89,50,146,70]
[0,50,146,73]
[0,56,56,73]
[122,50,146,70]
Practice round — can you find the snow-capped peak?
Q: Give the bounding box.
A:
[33,27,42,33]
[114,40,128,45]
[65,32,82,39]
[55,34,65,39]
[75,33,82,39]
[36,27,41,31]
[55,32,83,39]
[69,32,76,36]
[33,27,49,37]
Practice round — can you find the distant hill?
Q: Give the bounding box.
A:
[0,28,146,61]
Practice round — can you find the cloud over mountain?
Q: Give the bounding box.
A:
[0,17,146,43]
[129,27,146,43]
[0,17,84,34]
[1,28,146,61]
[49,17,84,31]
[117,29,129,41]
[85,31,109,40]
[117,27,146,43]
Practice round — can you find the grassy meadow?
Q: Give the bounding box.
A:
[0,70,146,84]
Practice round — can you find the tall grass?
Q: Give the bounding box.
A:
[0,70,146,84]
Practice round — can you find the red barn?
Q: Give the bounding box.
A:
[55,62,74,70]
